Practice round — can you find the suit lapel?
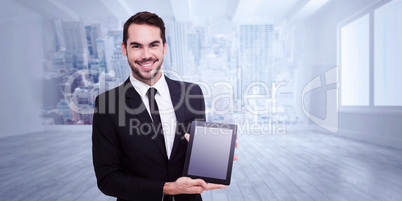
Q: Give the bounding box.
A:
[124,78,168,161]
[166,76,188,159]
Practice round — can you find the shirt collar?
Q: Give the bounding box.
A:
[129,72,169,98]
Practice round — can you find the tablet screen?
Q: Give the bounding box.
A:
[183,121,237,185]
[187,126,233,180]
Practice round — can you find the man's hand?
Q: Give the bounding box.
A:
[163,177,226,195]
[184,133,238,161]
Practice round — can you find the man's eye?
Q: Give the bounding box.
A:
[151,44,158,47]
[132,45,140,49]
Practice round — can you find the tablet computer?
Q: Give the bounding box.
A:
[183,121,237,185]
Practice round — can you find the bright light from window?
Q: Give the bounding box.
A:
[374,0,402,106]
[341,14,370,106]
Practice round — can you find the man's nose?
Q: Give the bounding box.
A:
[141,47,151,59]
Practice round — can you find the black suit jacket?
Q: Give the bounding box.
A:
[92,76,205,201]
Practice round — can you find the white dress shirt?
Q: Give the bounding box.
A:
[130,73,177,159]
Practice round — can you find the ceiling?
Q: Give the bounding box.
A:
[12,0,329,24]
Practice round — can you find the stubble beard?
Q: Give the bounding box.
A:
[129,58,163,82]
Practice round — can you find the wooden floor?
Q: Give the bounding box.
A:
[1,129,402,201]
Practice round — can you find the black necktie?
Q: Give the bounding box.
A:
[147,87,163,132]
[147,87,161,125]
[148,88,172,201]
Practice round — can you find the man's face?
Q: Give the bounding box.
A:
[122,24,167,85]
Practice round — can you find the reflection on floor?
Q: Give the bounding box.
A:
[1,129,402,201]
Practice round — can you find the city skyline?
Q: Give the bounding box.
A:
[41,16,296,125]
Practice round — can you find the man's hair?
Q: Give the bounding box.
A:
[123,11,166,47]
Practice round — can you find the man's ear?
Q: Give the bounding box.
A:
[122,42,127,56]
[163,42,167,55]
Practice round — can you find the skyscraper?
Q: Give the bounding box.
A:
[61,21,89,70]
[187,31,201,66]
[96,36,114,74]
[238,24,274,96]
[108,30,123,48]
[111,46,130,83]
[85,24,101,59]
[165,21,190,76]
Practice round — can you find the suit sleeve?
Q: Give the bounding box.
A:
[185,83,206,123]
[92,96,165,200]
[196,84,206,121]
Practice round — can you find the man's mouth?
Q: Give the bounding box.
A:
[136,59,157,70]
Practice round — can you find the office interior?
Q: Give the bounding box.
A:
[1,0,401,200]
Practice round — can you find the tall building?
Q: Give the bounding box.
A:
[165,21,190,76]
[43,20,63,72]
[89,58,101,83]
[85,24,101,59]
[187,31,201,66]
[111,46,130,83]
[96,36,114,74]
[51,50,67,71]
[61,21,89,70]
[108,30,123,48]
[238,24,274,97]
[71,84,99,124]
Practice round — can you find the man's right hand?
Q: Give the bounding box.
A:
[163,177,226,195]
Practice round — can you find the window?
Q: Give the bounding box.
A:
[339,0,402,108]
[374,0,402,106]
[340,14,370,106]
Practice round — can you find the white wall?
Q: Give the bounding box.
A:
[0,0,44,138]
[295,0,402,149]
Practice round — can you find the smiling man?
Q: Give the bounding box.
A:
[123,22,165,85]
[92,11,226,201]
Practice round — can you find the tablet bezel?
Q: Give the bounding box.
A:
[183,121,237,185]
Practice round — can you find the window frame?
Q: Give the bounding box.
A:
[337,0,402,114]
